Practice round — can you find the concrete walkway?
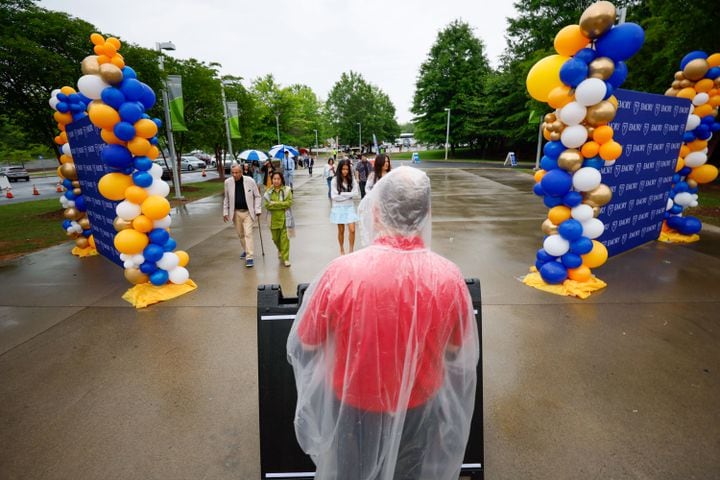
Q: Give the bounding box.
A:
[1,165,719,479]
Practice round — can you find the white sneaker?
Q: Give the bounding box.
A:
[284,260,291,267]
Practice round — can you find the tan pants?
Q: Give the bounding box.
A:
[233,210,254,259]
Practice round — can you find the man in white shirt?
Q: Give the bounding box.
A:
[282,150,295,192]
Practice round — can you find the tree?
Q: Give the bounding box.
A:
[411,20,491,153]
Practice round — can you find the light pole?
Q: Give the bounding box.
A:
[357,122,362,154]
[156,40,183,200]
[219,79,234,161]
[275,113,281,145]
[313,129,319,156]
[444,108,451,161]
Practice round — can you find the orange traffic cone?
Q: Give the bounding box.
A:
[32,184,40,195]
[6,188,14,199]
[202,168,207,177]
[56,183,64,193]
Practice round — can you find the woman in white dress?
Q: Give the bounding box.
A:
[329,159,359,255]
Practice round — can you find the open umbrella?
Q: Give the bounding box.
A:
[269,144,299,159]
[238,149,269,162]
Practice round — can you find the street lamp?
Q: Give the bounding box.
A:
[444,108,451,161]
[357,122,362,154]
[313,129,319,156]
[156,40,183,200]
[275,113,281,145]
[219,79,234,162]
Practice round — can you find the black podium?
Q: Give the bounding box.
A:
[257,279,483,479]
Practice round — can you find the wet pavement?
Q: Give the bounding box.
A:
[1,165,719,479]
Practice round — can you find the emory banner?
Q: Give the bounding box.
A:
[167,75,188,132]
[226,101,241,139]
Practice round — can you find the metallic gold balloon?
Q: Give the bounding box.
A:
[679,79,693,89]
[99,63,123,84]
[683,58,709,81]
[585,101,616,126]
[71,180,80,188]
[67,230,80,239]
[558,149,584,172]
[113,216,132,231]
[583,184,612,207]
[687,179,698,189]
[124,267,149,285]
[674,71,685,81]
[592,206,602,217]
[80,55,100,75]
[544,113,557,124]
[579,1,616,38]
[671,80,682,89]
[64,207,80,220]
[75,237,89,249]
[78,218,91,230]
[549,132,561,141]
[588,57,615,80]
[59,163,78,181]
[665,88,679,97]
[586,126,595,137]
[73,187,82,196]
[542,219,558,235]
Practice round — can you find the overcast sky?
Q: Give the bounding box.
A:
[40,0,517,124]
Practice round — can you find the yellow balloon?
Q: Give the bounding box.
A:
[526,54,569,103]
[582,240,608,268]
[128,137,151,155]
[98,172,133,201]
[175,250,190,267]
[708,53,720,68]
[88,235,96,249]
[125,185,149,204]
[134,119,158,139]
[114,229,149,255]
[554,25,589,57]
[687,164,718,184]
[132,215,154,233]
[89,103,121,130]
[141,195,171,220]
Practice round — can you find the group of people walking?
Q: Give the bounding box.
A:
[223,152,393,266]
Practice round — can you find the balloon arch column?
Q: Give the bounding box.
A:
[50,33,196,308]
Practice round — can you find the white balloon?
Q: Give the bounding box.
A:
[571,204,594,222]
[603,160,616,167]
[60,196,69,207]
[582,218,605,239]
[131,254,145,265]
[116,200,142,221]
[168,266,190,285]
[686,114,700,132]
[559,102,587,126]
[61,143,71,156]
[51,88,61,98]
[673,192,694,207]
[666,198,674,211]
[49,97,59,111]
[572,167,602,192]
[149,163,163,179]
[684,151,707,168]
[154,215,172,229]
[157,252,180,270]
[575,78,607,106]
[119,253,130,261]
[77,74,110,100]
[692,93,709,106]
[543,235,570,257]
[66,200,75,208]
[123,260,134,269]
[561,125,588,149]
[145,179,170,197]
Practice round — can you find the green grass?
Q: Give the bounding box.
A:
[389,148,492,161]
[170,178,225,205]
[685,182,720,227]
[0,198,68,258]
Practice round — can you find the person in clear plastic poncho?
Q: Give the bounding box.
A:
[287,166,479,480]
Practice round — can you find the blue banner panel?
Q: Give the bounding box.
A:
[597,89,691,257]
[66,116,123,267]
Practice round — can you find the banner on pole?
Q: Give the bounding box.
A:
[226,101,241,139]
[167,75,188,132]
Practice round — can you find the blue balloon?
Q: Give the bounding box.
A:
[120,78,144,101]
[536,248,557,264]
[140,261,157,274]
[561,252,583,269]
[77,93,92,104]
[122,66,138,79]
[712,122,720,133]
[69,102,85,113]
[543,141,564,160]
[672,174,681,183]
[114,121,136,141]
[695,125,712,140]
[56,102,69,113]
[680,51,707,70]
[83,229,92,237]
[574,48,597,64]
[149,136,159,145]
[139,83,156,110]
[558,219,583,241]
[134,156,153,171]
[64,190,76,200]
[143,244,164,262]
[540,155,559,171]
[683,131,696,143]
[539,261,568,284]
[150,269,169,286]
[149,228,170,245]
[603,82,615,99]
[607,61,628,88]
[706,66,720,80]
[595,23,645,62]
[63,179,73,189]
[119,102,144,124]
[74,195,87,212]
[62,220,72,229]
[132,171,153,188]
[666,215,686,231]
[681,217,702,235]
[163,238,177,252]
[540,169,573,196]
[101,87,126,110]
[569,237,593,255]
[674,181,689,193]
[560,58,588,87]
[582,156,605,170]
[152,118,163,129]
[701,115,714,126]
[543,195,564,208]
[101,144,133,169]
[533,182,545,197]
[669,204,683,215]
[57,93,69,102]
[141,113,151,119]
[679,167,691,176]
[563,191,583,207]
[122,166,135,175]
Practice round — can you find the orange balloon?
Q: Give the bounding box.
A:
[132,215,154,233]
[709,95,720,107]
[592,125,614,144]
[534,169,546,183]
[98,172,133,201]
[554,25,590,57]
[526,54,569,102]
[695,79,714,93]
[676,87,696,100]
[693,104,713,117]
[88,235,96,249]
[53,111,72,124]
[89,103,120,129]
[568,265,591,282]
[547,85,574,109]
[548,206,571,225]
[110,56,125,69]
[125,185,149,204]
[707,53,720,68]
[599,140,622,161]
[141,196,171,220]
[57,165,64,178]
[60,86,76,95]
[675,157,685,172]
[581,141,600,158]
[100,128,125,145]
[59,154,73,164]
[59,131,68,143]
[686,140,707,152]
[543,128,552,141]
[114,229,149,255]
[679,145,690,158]
[582,240,608,268]
[128,137,151,155]
[146,145,160,160]
[93,44,105,56]
[97,54,110,64]
[687,164,719,184]
[90,33,105,45]
[175,250,190,267]
[134,119,158,139]
[104,42,117,56]
[107,37,121,49]
[607,95,618,109]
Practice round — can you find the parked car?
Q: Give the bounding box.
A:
[180,156,206,171]
[153,159,173,181]
[0,166,30,182]
[210,155,235,173]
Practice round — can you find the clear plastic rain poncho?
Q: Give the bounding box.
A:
[287,166,480,480]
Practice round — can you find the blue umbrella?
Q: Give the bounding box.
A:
[238,149,269,162]
[269,144,299,159]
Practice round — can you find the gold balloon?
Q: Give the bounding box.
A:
[544,113,557,123]
[585,101,617,126]
[665,88,679,97]
[99,63,123,84]
[59,163,78,181]
[549,131,561,141]
[80,55,100,75]
[67,230,80,239]
[558,149,584,172]
[687,179,698,189]
[542,219,558,235]
[78,218,91,230]
[579,1,616,38]
[75,237,89,249]
[588,57,615,80]
[586,126,595,137]
[671,80,682,89]
[113,216,132,231]
[583,184,613,207]
[71,180,81,188]
[124,267,149,285]
[715,78,720,88]
[64,207,80,220]
[679,79,693,89]
[592,206,602,217]
[674,71,685,81]
[73,187,82,196]
[683,58,709,81]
